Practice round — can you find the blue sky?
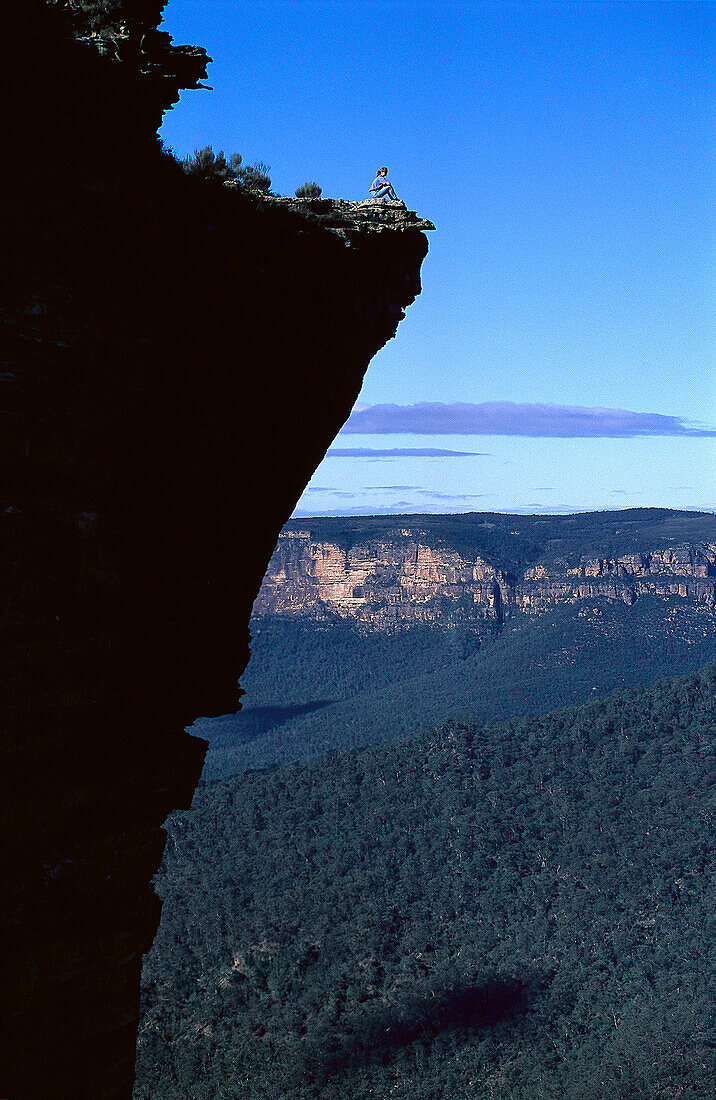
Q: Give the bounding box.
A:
[160,0,715,516]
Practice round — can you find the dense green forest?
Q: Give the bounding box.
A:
[136,662,715,1099]
[195,596,716,780]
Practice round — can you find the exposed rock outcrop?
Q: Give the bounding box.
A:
[2,4,431,1097]
[237,194,437,240]
[255,528,716,630]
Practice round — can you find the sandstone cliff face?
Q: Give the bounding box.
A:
[563,546,715,579]
[255,530,716,630]
[2,5,431,1097]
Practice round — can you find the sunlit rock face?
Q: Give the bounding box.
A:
[567,547,715,579]
[245,194,436,238]
[255,530,716,630]
[1,3,431,1097]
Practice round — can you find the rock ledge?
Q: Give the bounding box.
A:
[224,189,436,238]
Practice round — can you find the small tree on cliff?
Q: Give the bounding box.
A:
[182,146,243,181]
[235,161,273,193]
[181,148,272,192]
[295,182,322,198]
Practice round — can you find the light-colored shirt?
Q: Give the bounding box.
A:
[370,175,388,193]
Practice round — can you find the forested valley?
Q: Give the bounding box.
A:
[195,509,716,781]
[135,662,715,1099]
[135,510,716,1097]
[197,595,716,781]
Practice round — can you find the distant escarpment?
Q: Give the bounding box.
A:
[2,4,431,1098]
[255,512,716,630]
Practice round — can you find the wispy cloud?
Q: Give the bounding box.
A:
[293,501,485,517]
[293,505,409,517]
[343,402,716,438]
[303,486,486,501]
[365,485,417,491]
[408,490,486,501]
[295,485,488,518]
[304,488,359,498]
[328,446,489,457]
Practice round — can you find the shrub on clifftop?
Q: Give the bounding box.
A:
[181,147,273,193]
[295,182,322,198]
[182,146,242,181]
[237,161,273,193]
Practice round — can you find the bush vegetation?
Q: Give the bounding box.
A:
[181,146,272,192]
[237,160,272,193]
[295,182,323,198]
[181,146,242,182]
[135,510,716,1097]
[180,147,325,197]
[49,0,124,36]
[135,661,716,1099]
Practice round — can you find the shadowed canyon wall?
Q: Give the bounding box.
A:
[1,3,431,1097]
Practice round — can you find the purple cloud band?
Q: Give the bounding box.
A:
[342,402,716,438]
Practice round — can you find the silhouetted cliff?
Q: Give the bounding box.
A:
[1,4,431,1097]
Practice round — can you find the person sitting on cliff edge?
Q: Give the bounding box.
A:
[369,166,400,202]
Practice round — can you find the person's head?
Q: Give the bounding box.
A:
[378,166,388,176]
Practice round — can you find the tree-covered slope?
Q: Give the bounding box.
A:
[136,661,716,1099]
[197,596,716,780]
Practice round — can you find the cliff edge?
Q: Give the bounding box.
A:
[255,525,716,630]
[1,4,431,1097]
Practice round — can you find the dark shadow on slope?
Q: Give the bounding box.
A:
[191,699,334,747]
[201,595,716,782]
[229,700,334,729]
[305,979,531,1082]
